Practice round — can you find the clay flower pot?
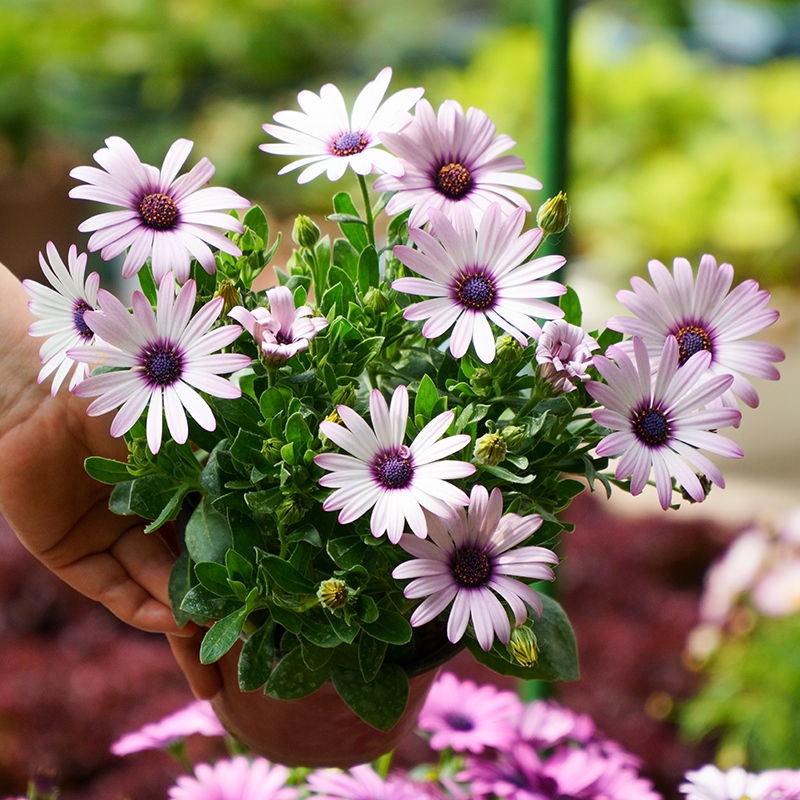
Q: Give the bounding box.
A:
[209,640,443,768]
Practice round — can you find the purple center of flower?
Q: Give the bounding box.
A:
[675,324,713,366]
[331,131,368,156]
[274,331,293,345]
[633,407,670,446]
[142,344,183,386]
[452,547,492,587]
[139,192,179,230]
[444,712,475,732]
[435,162,473,199]
[455,273,496,311]
[72,299,93,340]
[373,448,414,489]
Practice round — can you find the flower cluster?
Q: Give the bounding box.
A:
[23,67,783,733]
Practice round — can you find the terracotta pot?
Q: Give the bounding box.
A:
[209,640,443,768]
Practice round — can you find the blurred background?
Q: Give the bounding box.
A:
[1,0,800,797]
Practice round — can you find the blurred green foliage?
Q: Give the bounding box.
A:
[681,612,800,769]
[2,1,799,285]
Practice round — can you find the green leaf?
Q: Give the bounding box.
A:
[466,595,580,682]
[260,554,316,594]
[210,396,263,436]
[358,633,388,683]
[481,465,535,485]
[128,474,184,521]
[195,561,235,596]
[332,664,409,731]
[84,456,132,484]
[596,326,624,351]
[185,497,233,564]
[301,639,334,671]
[357,245,379,294]
[285,411,312,446]
[137,263,158,305]
[356,595,379,624]
[266,647,332,699]
[226,549,254,583]
[332,192,369,251]
[109,481,135,515]
[168,550,195,629]
[414,374,439,421]
[327,536,368,571]
[559,285,583,326]
[238,619,275,691]
[328,611,361,644]
[181,584,241,619]
[361,611,413,645]
[200,606,249,664]
[143,485,192,534]
[244,204,269,242]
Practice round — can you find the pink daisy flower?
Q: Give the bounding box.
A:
[417,671,522,754]
[606,254,784,413]
[23,241,100,395]
[169,756,298,800]
[111,699,226,756]
[260,67,424,183]
[229,285,328,363]
[69,136,251,284]
[535,319,599,393]
[69,276,251,454]
[392,203,565,364]
[518,699,596,748]
[586,336,744,510]
[392,484,557,651]
[314,384,474,543]
[306,764,422,800]
[374,99,541,229]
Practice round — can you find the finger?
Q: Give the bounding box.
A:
[167,630,223,699]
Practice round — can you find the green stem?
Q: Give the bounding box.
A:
[358,174,376,248]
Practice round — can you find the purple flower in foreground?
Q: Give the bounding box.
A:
[229,285,328,363]
[306,764,422,800]
[678,765,775,800]
[111,700,226,756]
[70,137,251,284]
[169,756,298,800]
[375,99,541,229]
[23,242,100,395]
[69,276,251,453]
[417,671,522,753]
[587,336,744,510]
[518,698,595,748]
[314,385,474,543]
[392,204,565,363]
[607,255,784,414]
[392,484,557,651]
[535,319,599,393]
[261,67,423,183]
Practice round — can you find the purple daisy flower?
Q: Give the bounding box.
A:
[69,276,251,454]
[306,764,422,800]
[392,203,566,363]
[518,699,596,748]
[417,671,522,754]
[374,98,541,229]
[229,285,328,363]
[168,756,299,800]
[392,484,557,651]
[586,336,744,510]
[23,241,100,395]
[314,384,474,543]
[260,67,424,183]
[535,319,599,393]
[69,136,251,284]
[111,700,226,756]
[606,255,784,413]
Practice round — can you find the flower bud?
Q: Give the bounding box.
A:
[331,384,357,408]
[214,279,242,316]
[496,334,524,363]
[276,497,305,527]
[292,214,321,248]
[507,625,539,668]
[364,286,390,313]
[536,191,570,237]
[317,578,350,610]
[261,437,283,464]
[501,425,526,451]
[473,433,507,467]
[469,367,492,391]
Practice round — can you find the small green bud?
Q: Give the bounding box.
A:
[292,214,321,248]
[214,279,242,315]
[317,578,350,610]
[331,384,357,408]
[501,425,526,451]
[470,367,492,391]
[496,334,524,363]
[507,625,539,668]
[536,191,570,237]
[276,497,305,527]
[261,438,283,464]
[363,286,390,313]
[473,433,507,466]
